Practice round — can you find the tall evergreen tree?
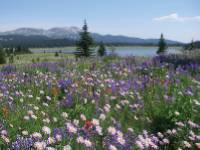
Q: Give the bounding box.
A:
[98,42,106,57]
[157,33,167,54]
[75,20,94,58]
[0,47,6,64]
[189,39,195,50]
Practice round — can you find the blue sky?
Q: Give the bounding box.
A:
[0,0,199,42]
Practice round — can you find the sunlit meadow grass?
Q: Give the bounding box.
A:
[0,54,199,150]
[5,53,73,65]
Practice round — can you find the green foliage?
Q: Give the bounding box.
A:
[157,33,167,54]
[32,58,35,63]
[5,47,14,56]
[189,40,195,50]
[150,110,175,133]
[14,45,32,54]
[0,47,6,64]
[9,54,14,64]
[103,55,119,63]
[98,42,106,57]
[36,57,40,62]
[184,39,197,51]
[0,35,76,48]
[75,20,94,58]
[55,51,59,57]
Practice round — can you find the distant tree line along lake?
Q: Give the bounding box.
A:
[30,46,182,57]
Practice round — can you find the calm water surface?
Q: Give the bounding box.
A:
[31,46,182,57]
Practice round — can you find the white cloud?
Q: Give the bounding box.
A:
[154,13,200,22]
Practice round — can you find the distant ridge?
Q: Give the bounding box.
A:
[0,27,184,47]
[0,27,81,40]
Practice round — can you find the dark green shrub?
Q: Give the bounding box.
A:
[55,52,59,57]
[0,48,6,64]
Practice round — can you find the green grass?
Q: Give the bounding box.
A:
[30,46,76,51]
[5,53,73,64]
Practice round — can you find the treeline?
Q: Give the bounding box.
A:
[0,45,32,64]
[0,35,183,48]
[184,40,200,50]
[5,46,32,55]
[0,35,76,48]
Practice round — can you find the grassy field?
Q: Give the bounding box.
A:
[30,47,76,51]
[0,54,199,149]
[5,53,73,65]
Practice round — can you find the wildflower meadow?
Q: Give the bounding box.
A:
[0,55,199,150]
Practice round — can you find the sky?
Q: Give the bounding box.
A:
[0,0,200,42]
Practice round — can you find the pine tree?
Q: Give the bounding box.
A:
[189,39,195,51]
[157,33,167,54]
[0,47,6,64]
[75,20,94,58]
[98,42,106,57]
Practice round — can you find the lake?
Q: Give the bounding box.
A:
[31,46,182,57]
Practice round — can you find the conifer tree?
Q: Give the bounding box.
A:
[157,33,167,54]
[0,47,6,64]
[189,39,195,50]
[98,42,106,57]
[75,20,94,58]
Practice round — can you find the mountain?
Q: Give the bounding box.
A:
[91,34,181,45]
[46,27,80,39]
[0,27,184,47]
[0,27,81,39]
[2,28,46,36]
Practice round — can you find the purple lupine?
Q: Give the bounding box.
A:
[8,136,35,150]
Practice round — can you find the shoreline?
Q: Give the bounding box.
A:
[30,45,183,51]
